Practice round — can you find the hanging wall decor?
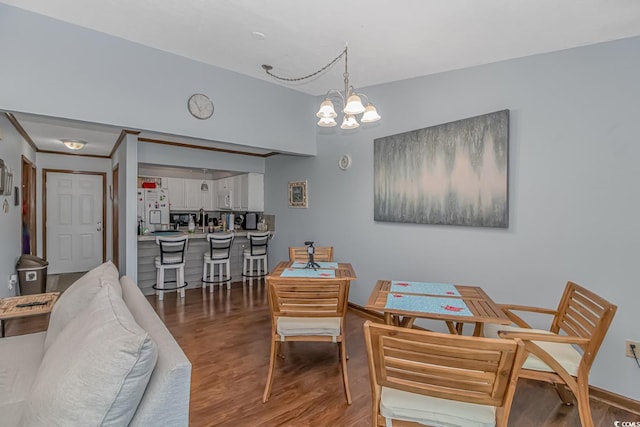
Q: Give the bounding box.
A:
[288,180,308,208]
[374,110,509,228]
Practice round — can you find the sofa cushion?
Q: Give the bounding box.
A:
[0,331,46,414]
[44,261,121,351]
[20,285,158,426]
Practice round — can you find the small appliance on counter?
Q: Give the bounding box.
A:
[243,212,258,230]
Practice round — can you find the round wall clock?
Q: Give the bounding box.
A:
[338,154,352,170]
[187,93,214,120]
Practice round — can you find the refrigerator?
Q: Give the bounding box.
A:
[137,188,170,232]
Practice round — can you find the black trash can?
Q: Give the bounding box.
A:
[16,255,49,295]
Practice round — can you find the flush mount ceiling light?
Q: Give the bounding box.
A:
[61,139,86,150]
[262,44,381,130]
[200,168,208,192]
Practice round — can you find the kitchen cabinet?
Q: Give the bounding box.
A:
[167,178,186,210]
[185,179,216,210]
[237,173,264,211]
[214,173,264,211]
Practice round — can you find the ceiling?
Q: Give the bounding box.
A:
[4,0,640,158]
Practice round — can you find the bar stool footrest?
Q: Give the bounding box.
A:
[202,276,232,284]
[152,280,189,291]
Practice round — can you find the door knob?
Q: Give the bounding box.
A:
[97,221,103,231]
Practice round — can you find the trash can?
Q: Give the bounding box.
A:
[16,255,48,295]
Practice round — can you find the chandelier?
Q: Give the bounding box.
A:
[262,45,381,129]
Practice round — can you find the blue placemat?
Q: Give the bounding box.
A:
[290,261,339,269]
[280,268,336,278]
[390,281,460,296]
[385,294,472,316]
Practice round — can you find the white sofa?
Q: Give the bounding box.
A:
[0,262,192,426]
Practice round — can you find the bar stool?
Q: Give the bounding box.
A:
[202,233,234,291]
[242,231,271,285]
[154,235,188,300]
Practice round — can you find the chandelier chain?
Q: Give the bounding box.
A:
[262,47,348,82]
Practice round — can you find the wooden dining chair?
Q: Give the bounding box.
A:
[363,321,526,427]
[262,277,352,404]
[484,281,617,427]
[288,246,334,262]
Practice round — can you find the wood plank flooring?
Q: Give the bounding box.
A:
[5,279,637,426]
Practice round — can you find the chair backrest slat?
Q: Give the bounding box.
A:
[268,278,349,319]
[248,231,270,256]
[288,246,334,262]
[364,321,525,408]
[206,233,234,260]
[156,235,188,265]
[553,281,617,357]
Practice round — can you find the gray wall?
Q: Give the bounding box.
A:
[265,36,640,401]
[0,115,36,298]
[0,3,316,156]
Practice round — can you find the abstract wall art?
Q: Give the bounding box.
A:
[374,110,509,228]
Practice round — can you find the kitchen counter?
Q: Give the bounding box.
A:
[137,230,273,295]
[136,229,257,242]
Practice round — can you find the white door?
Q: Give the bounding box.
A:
[46,172,104,274]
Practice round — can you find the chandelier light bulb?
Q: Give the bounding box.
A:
[343,94,366,115]
[361,104,381,123]
[316,99,337,118]
[341,114,360,130]
[318,117,337,127]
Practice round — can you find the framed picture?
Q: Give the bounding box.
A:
[374,109,509,228]
[288,180,308,208]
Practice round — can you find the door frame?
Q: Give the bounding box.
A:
[112,164,119,269]
[42,168,107,264]
[21,156,37,255]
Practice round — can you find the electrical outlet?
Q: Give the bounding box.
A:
[626,340,640,358]
[8,274,17,290]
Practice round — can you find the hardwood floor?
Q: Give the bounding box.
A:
[6,280,637,426]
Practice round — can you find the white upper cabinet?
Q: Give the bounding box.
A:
[237,173,264,211]
[185,179,216,210]
[167,178,186,210]
[214,173,263,211]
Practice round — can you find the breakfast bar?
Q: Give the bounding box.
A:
[137,230,272,295]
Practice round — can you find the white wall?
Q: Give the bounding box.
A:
[265,36,640,400]
[0,115,36,298]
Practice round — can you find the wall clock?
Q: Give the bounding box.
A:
[338,154,352,170]
[187,93,214,120]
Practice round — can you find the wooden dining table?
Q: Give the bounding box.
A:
[268,260,357,283]
[365,280,511,336]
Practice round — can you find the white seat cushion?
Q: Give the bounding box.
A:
[21,285,158,426]
[380,387,496,427]
[277,317,341,337]
[155,255,185,266]
[203,250,228,261]
[484,324,581,375]
[44,261,121,351]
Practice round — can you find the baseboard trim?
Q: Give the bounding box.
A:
[348,302,640,415]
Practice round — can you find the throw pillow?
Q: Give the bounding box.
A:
[21,285,157,426]
[44,261,121,350]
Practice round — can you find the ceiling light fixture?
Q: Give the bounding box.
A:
[200,169,208,192]
[61,139,86,150]
[262,44,381,130]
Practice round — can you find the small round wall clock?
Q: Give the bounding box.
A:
[187,93,214,120]
[338,154,352,170]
